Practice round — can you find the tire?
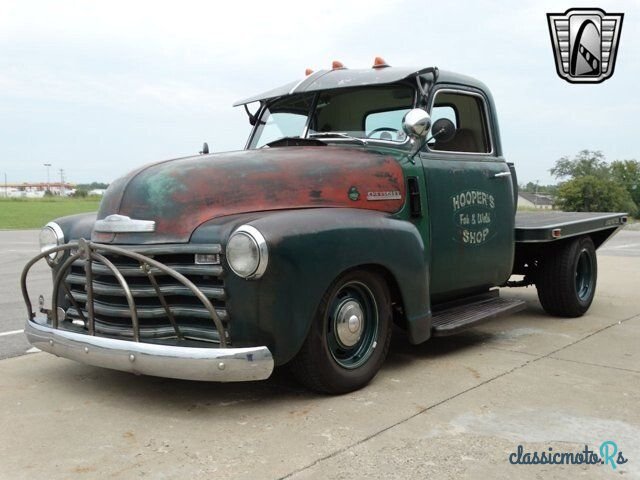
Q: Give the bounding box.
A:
[536,236,597,317]
[289,270,393,394]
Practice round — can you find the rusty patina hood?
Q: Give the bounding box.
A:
[93,146,406,243]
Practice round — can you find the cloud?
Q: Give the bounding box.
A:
[0,67,234,113]
[0,0,638,184]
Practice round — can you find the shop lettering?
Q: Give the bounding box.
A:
[452,191,495,211]
[462,228,490,244]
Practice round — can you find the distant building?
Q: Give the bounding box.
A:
[88,189,107,196]
[0,182,75,197]
[518,192,554,209]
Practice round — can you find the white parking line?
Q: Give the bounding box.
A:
[0,329,24,337]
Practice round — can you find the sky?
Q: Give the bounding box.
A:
[1,0,638,186]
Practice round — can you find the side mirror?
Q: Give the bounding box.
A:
[402,108,431,158]
[200,142,209,155]
[430,118,456,143]
[402,108,431,139]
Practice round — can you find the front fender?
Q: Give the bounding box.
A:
[36,212,98,310]
[226,208,431,365]
[50,212,97,241]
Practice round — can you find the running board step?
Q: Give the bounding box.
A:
[431,297,527,337]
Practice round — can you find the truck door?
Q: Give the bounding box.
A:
[420,87,515,303]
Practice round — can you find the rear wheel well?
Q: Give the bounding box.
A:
[589,228,618,249]
[513,231,613,278]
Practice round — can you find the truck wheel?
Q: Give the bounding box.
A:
[536,236,597,317]
[290,270,392,394]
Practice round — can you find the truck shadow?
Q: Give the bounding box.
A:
[384,325,490,368]
[49,296,544,406]
[50,323,501,410]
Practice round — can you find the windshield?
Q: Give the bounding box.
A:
[248,85,415,148]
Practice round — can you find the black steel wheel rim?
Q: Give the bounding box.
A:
[575,248,594,301]
[326,281,379,369]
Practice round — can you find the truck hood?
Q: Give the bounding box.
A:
[93,146,406,244]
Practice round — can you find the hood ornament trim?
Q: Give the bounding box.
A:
[94,214,156,233]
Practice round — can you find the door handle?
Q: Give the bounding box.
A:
[493,171,512,178]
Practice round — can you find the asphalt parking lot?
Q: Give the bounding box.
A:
[1,228,639,479]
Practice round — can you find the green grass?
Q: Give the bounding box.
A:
[0,197,101,229]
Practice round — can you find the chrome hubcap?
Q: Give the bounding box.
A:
[327,280,379,369]
[335,300,364,347]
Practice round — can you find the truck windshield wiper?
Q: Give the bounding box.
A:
[308,132,367,145]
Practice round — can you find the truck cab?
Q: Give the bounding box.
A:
[239,66,516,304]
[23,61,627,394]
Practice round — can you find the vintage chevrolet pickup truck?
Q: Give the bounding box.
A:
[22,60,628,393]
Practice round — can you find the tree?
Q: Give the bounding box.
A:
[550,150,610,179]
[520,182,557,195]
[555,176,635,213]
[551,151,638,216]
[76,182,109,190]
[611,160,640,207]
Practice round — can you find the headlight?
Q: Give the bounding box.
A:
[39,222,64,261]
[226,225,268,279]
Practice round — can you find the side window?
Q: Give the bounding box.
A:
[430,105,458,129]
[428,91,491,154]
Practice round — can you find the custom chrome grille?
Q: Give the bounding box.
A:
[48,241,228,344]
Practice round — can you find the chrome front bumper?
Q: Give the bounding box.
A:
[25,319,274,382]
[22,239,274,382]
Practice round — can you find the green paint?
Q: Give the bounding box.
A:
[143,171,187,217]
[42,69,625,368]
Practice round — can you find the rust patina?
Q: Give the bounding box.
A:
[94,146,405,243]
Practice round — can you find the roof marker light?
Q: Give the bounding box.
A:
[373,56,390,68]
[332,60,345,70]
[305,68,314,76]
